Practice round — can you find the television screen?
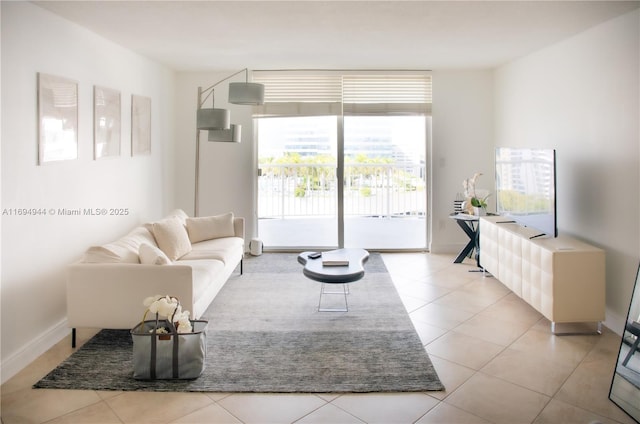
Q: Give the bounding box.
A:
[495,147,557,238]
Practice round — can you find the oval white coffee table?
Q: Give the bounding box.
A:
[297,248,369,312]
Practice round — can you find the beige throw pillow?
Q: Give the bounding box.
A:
[144,209,189,233]
[83,227,157,263]
[151,217,192,260]
[186,212,235,243]
[167,208,189,226]
[139,243,171,265]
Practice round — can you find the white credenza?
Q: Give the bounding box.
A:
[479,216,605,333]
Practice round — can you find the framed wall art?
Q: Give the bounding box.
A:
[93,85,121,159]
[131,94,151,156]
[37,73,78,164]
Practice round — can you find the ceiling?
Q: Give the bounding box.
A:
[35,1,640,71]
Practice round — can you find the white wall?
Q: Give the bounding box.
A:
[430,70,495,253]
[1,2,176,382]
[494,10,640,332]
[173,70,495,252]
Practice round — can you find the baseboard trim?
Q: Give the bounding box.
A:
[604,307,626,336]
[429,243,465,255]
[1,318,69,384]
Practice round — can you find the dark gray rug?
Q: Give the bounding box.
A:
[35,253,444,392]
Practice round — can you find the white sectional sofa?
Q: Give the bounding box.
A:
[67,209,244,346]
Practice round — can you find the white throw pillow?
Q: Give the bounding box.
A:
[83,227,157,263]
[139,243,171,265]
[186,212,235,243]
[151,217,192,260]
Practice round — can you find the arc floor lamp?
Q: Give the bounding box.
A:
[194,69,264,215]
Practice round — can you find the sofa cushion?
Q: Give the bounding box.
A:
[168,208,189,226]
[186,212,235,243]
[83,227,157,263]
[151,217,192,261]
[179,237,244,263]
[178,259,226,301]
[139,243,171,265]
[144,209,190,232]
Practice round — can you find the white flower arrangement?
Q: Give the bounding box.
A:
[462,172,490,214]
[142,295,193,334]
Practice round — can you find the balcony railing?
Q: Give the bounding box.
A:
[258,163,426,219]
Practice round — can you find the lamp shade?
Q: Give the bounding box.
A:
[207,124,241,143]
[228,82,265,105]
[197,108,230,130]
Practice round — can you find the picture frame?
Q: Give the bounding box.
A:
[131,94,151,156]
[37,73,78,164]
[93,86,121,159]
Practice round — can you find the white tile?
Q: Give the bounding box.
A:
[416,401,492,423]
[396,282,451,304]
[32,400,122,424]
[106,392,213,424]
[399,294,428,313]
[331,393,439,424]
[412,320,449,346]
[427,356,476,401]
[453,313,532,346]
[410,303,475,331]
[481,347,575,396]
[1,388,102,424]
[295,403,365,423]
[432,289,501,314]
[445,373,550,424]
[426,331,504,370]
[171,403,242,423]
[217,393,326,424]
[533,399,622,424]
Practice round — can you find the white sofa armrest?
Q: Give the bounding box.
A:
[67,263,198,329]
[233,217,245,241]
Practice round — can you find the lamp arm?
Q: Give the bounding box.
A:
[198,68,248,107]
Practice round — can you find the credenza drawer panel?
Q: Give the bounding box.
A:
[479,216,605,327]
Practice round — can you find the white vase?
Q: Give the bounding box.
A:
[473,207,486,216]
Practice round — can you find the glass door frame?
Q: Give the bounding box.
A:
[254,115,430,251]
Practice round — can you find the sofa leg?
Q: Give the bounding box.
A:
[71,328,76,348]
[240,259,243,275]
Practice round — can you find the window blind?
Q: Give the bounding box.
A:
[343,75,432,115]
[252,72,342,117]
[252,71,431,117]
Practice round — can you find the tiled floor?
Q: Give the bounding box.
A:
[1,253,637,424]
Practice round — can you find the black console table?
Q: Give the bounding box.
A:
[450,213,480,266]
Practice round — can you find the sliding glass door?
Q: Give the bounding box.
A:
[257,116,339,248]
[343,116,427,249]
[253,70,431,251]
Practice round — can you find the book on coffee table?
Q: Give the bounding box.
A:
[322,252,350,266]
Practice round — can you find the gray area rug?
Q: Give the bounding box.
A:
[35,253,444,392]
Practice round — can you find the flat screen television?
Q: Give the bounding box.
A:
[495,147,557,238]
